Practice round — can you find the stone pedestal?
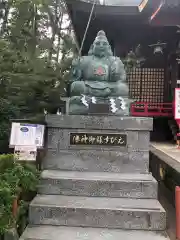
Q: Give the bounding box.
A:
[20,115,169,240]
[43,115,152,173]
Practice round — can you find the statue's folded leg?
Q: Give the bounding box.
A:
[71,81,86,96]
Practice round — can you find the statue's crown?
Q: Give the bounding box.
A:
[95,30,108,42]
[97,30,106,37]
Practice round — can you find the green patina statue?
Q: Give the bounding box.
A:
[69,30,131,115]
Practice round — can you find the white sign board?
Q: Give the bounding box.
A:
[34,124,45,147]
[175,88,180,120]
[14,146,37,161]
[10,123,45,148]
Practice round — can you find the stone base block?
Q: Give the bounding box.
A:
[29,195,166,231]
[20,225,170,240]
[43,150,149,173]
[45,115,153,131]
[38,170,157,199]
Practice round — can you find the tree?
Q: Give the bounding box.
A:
[0,0,78,152]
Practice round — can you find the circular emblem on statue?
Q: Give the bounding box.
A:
[94,66,106,76]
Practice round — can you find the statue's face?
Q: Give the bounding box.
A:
[93,38,110,57]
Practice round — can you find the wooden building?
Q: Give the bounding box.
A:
[65,0,180,120]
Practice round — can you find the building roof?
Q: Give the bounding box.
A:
[81,0,143,6]
[65,0,180,53]
[66,0,180,20]
[66,0,148,16]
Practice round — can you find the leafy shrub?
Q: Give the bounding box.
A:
[0,154,40,234]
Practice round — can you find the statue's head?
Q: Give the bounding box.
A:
[91,30,113,57]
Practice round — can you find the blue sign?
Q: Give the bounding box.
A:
[20,127,29,133]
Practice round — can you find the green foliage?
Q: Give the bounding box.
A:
[0,154,40,193]
[0,154,40,234]
[0,180,15,234]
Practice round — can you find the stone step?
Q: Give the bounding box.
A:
[20,225,170,240]
[39,170,157,199]
[29,195,166,230]
[43,149,149,173]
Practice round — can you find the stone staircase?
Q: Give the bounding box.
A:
[20,115,169,240]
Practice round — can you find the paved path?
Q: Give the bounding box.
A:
[151,142,180,173]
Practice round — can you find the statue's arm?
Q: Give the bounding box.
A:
[118,58,126,82]
[110,57,126,82]
[70,58,82,82]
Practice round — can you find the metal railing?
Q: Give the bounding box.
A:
[131,102,173,117]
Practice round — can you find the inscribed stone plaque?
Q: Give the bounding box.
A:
[70,133,127,146]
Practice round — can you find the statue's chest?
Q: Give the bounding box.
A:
[83,60,109,81]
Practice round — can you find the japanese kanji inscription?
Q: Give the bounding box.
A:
[70,133,127,146]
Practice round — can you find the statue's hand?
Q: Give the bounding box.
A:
[89,87,111,97]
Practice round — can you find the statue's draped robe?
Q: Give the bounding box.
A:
[71,56,128,96]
